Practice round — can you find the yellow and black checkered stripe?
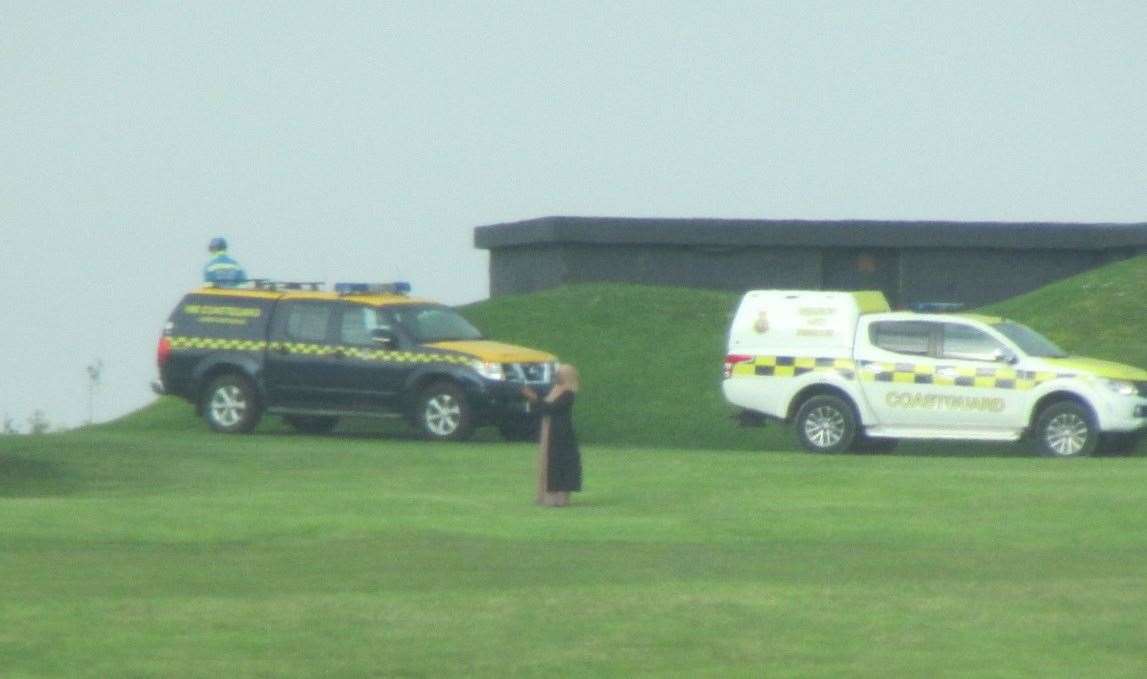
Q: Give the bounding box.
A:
[169,336,472,366]
[734,355,1076,392]
[857,361,1073,391]
[169,336,268,352]
[266,341,472,365]
[733,356,857,380]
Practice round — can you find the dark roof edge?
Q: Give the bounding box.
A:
[473,216,1147,250]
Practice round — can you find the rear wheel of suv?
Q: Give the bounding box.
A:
[284,415,339,435]
[415,382,474,441]
[794,395,857,453]
[203,374,262,434]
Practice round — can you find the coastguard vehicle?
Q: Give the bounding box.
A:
[155,281,556,441]
[722,290,1147,456]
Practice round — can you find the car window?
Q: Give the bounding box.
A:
[941,323,1006,362]
[870,321,932,356]
[991,321,1067,358]
[284,303,332,343]
[390,305,482,343]
[339,305,388,346]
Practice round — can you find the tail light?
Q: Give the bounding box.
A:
[723,354,753,379]
[157,336,172,369]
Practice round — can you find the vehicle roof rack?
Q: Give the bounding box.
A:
[334,282,412,296]
[247,279,325,292]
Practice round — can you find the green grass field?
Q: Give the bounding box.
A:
[4,256,1147,676]
[5,428,1147,677]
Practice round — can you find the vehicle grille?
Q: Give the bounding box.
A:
[505,362,553,384]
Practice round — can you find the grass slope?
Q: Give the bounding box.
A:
[981,254,1147,371]
[4,431,1147,677]
[461,284,762,449]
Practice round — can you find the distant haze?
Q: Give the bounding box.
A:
[3,2,1145,429]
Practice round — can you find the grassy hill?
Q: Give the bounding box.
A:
[980,254,1147,370]
[112,255,1147,451]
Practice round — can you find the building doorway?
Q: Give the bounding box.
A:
[822,249,900,307]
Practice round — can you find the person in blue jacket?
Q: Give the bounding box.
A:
[203,237,247,287]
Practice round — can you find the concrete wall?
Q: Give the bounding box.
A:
[489,245,568,297]
[561,244,822,291]
[898,249,1103,307]
[488,240,1144,307]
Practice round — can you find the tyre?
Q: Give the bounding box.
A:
[498,419,539,442]
[1032,401,1097,458]
[851,434,899,454]
[284,415,339,435]
[202,374,262,434]
[794,395,857,453]
[415,382,474,441]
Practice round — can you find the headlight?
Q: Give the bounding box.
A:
[472,360,505,381]
[1100,379,1137,396]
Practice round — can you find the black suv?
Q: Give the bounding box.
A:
[154,281,557,440]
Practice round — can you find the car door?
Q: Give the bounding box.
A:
[933,321,1026,430]
[264,300,339,409]
[854,319,939,429]
[857,318,1021,433]
[325,303,409,412]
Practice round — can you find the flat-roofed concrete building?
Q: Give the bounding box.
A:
[474,216,1147,308]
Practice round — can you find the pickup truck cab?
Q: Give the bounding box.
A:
[156,281,556,441]
[722,290,1147,456]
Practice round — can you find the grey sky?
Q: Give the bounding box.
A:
[2,1,1146,429]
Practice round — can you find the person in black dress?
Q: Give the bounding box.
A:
[522,364,582,507]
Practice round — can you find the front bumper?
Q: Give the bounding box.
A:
[469,379,553,424]
[1097,395,1147,433]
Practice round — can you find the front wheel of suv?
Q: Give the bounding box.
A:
[203,374,262,434]
[1032,401,1097,458]
[415,382,475,442]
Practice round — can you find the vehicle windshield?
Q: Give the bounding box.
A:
[390,305,483,343]
[991,321,1068,358]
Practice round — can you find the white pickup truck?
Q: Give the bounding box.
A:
[722,290,1147,457]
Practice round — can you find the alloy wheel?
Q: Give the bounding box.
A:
[424,393,462,436]
[209,385,247,428]
[1044,412,1089,456]
[804,406,846,448]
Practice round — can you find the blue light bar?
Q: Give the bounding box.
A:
[334,282,412,295]
[908,302,964,313]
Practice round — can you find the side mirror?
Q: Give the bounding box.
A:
[370,327,398,348]
[993,348,1019,365]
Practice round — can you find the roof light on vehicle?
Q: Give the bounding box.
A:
[334,282,412,295]
[907,302,965,313]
